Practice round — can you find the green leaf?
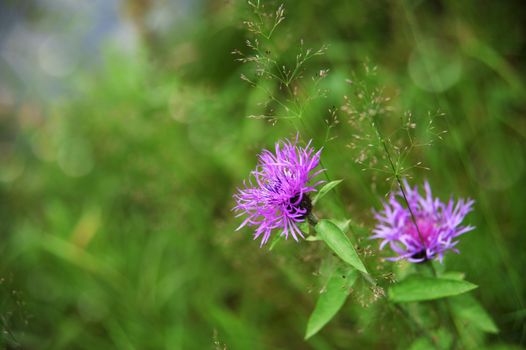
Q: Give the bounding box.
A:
[305,267,358,339]
[436,269,495,333]
[389,275,477,302]
[312,180,342,205]
[315,219,367,273]
[439,271,466,281]
[450,294,499,333]
[333,219,351,233]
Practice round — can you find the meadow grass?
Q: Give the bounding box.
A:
[1,1,525,349]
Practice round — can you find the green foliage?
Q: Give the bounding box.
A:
[409,328,453,350]
[305,267,358,339]
[389,275,478,302]
[315,220,368,274]
[0,0,525,349]
[312,180,343,205]
[450,294,499,334]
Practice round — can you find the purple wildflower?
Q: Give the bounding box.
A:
[233,135,324,246]
[372,180,475,263]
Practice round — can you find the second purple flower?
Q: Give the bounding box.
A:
[233,135,324,246]
[372,180,475,263]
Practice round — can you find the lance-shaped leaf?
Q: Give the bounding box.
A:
[333,219,351,233]
[312,180,342,205]
[315,219,367,273]
[389,275,477,302]
[450,294,498,333]
[305,267,358,339]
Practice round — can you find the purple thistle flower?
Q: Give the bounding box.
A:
[372,180,475,263]
[233,135,324,246]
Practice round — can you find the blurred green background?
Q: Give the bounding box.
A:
[0,0,525,349]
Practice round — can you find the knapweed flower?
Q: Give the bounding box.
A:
[233,136,324,246]
[372,180,474,263]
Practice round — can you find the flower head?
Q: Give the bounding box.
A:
[372,180,474,263]
[233,135,324,246]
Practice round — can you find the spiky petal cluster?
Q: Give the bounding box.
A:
[372,180,475,263]
[233,136,324,246]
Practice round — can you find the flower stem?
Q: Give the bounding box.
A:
[309,215,439,348]
[424,262,462,349]
[378,131,426,247]
[307,212,318,226]
[365,111,426,247]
